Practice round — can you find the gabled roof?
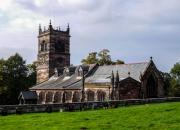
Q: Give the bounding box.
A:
[118,77,141,85]
[85,62,150,83]
[30,64,97,90]
[19,91,38,100]
[30,61,151,90]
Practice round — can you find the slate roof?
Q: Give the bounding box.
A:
[19,91,38,100]
[30,62,150,90]
[30,64,96,90]
[85,62,150,83]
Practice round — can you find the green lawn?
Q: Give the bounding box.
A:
[0,102,180,130]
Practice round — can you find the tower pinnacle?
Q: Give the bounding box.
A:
[50,19,52,25]
[49,19,53,30]
[39,24,42,34]
[67,23,70,34]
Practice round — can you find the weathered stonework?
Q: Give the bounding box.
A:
[30,23,165,105]
[36,21,70,83]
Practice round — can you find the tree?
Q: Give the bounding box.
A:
[170,62,180,96]
[115,60,125,65]
[162,72,172,96]
[112,60,125,65]
[3,53,28,104]
[81,49,125,65]
[98,49,112,65]
[81,52,98,65]
[0,53,37,105]
[171,63,180,79]
[0,59,8,104]
[26,63,37,88]
[170,78,180,96]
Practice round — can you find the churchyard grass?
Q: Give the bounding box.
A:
[0,102,180,130]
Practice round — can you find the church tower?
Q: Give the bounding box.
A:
[36,21,70,83]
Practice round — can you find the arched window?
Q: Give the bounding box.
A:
[62,92,66,103]
[97,90,106,101]
[40,40,47,52]
[40,44,44,51]
[44,43,47,51]
[86,90,95,101]
[62,91,72,103]
[54,92,62,103]
[146,74,157,98]
[39,91,45,103]
[72,91,81,102]
[66,91,72,102]
[45,92,53,103]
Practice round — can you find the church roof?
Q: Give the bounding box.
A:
[30,64,96,90]
[85,62,150,83]
[30,62,150,90]
[19,91,38,100]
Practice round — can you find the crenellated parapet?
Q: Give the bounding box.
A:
[39,20,70,36]
[36,20,71,84]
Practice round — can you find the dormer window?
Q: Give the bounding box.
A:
[65,68,70,76]
[78,67,83,77]
[54,68,58,77]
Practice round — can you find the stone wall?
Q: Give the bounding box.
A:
[0,97,180,115]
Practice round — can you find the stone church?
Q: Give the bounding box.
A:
[29,22,164,104]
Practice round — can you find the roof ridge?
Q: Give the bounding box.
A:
[99,61,149,67]
[123,61,149,65]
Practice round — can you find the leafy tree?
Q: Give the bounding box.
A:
[162,72,172,96]
[81,49,124,65]
[170,78,180,96]
[26,63,37,88]
[81,52,98,64]
[3,53,28,104]
[98,49,112,65]
[0,59,8,104]
[171,63,180,79]
[0,53,37,105]
[112,60,125,65]
[170,63,180,97]
[115,60,125,65]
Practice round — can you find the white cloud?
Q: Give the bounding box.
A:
[33,0,48,7]
[0,0,180,71]
[0,0,48,32]
[57,0,94,8]
[56,0,105,13]
[0,0,12,10]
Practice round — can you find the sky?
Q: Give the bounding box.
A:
[0,0,180,72]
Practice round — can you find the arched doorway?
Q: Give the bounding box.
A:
[54,92,62,103]
[62,92,66,103]
[86,90,95,101]
[62,91,72,103]
[72,91,81,102]
[146,74,157,98]
[39,91,45,103]
[97,90,106,101]
[45,92,53,103]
